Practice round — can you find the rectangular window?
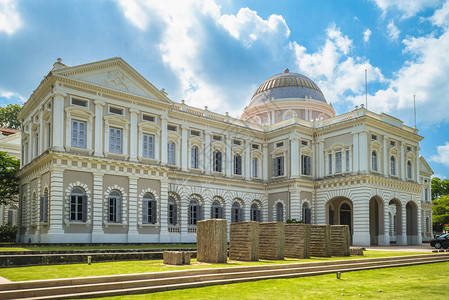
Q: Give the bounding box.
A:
[40,196,48,222]
[109,127,123,154]
[371,134,377,140]
[109,197,120,223]
[252,157,258,177]
[167,142,176,165]
[276,142,284,148]
[233,139,241,145]
[109,106,123,115]
[142,114,155,122]
[167,125,177,132]
[252,144,259,150]
[391,141,396,146]
[335,152,342,173]
[47,124,51,148]
[70,195,86,222]
[213,151,222,172]
[191,147,199,168]
[213,135,222,141]
[142,134,155,159]
[425,188,429,202]
[301,155,311,175]
[301,140,308,146]
[234,155,242,175]
[328,154,333,174]
[71,98,88,107]
[35,134,39,157]
[190,130,201,137]
[273,156,284,176]
[345,150,350,172]
[71,120,87,149]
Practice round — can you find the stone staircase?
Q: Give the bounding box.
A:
[1,253,448,299]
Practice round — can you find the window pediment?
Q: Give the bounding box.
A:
[211,141,225,150]
[104,114,129,126]
[65,106,94,118]
[138,121,160,132]
[390,146,399,155]
[167,131,181,140]
[271,146,286,157]
[232,145,244,154]
[251,149,263,157]
[329,143,345,151]
[407,151,416,159]
[370,140,382,149]
[301,145,313,155]
[189,136,204,146]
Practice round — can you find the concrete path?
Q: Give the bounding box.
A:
[365,244,435,252]
[0,276,11,283]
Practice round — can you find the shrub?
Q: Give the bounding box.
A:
[0,224,18,242]
[286,219,303,224]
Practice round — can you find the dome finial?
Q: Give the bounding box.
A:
[284,67,289,73]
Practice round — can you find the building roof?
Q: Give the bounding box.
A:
[0,127,20,136]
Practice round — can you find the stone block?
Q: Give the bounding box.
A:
[163,251,191,265]
[197,219,228,263]
[350,247,364,256]
[259,222,285,260]
[229,221,259,261]
[310,225,331,257]
[330,225,351,256]
[284,223,311,259]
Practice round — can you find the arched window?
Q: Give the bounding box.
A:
[142,193,157,224]
[251,203,261,222]
[40,187,49,222]
[371,151,378,171]
[108,190,122,223]
[191,146,199,169]
[211,200,223,219]
[70,188,87,222]
[234,154,242,175]
[276,202,284,222]
[252,157,259,178]
[188,199,202,225]
[232,202,243,222]
[213,150,222,172]
[390,156,396,175]
[426,217,430,233]
[167,141,176,165]
[302,202,311,224]
[407,161,412,179]
[168,196,178,225]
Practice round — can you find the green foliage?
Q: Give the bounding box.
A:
[0,151,20,205]
[432,194,449,232]
[0,224,18,242]
[286,219,303,224]
[431,177,449,200]
[0,104,21,129]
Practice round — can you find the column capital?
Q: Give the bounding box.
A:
[130,108,139,114]
[94,99,105,106]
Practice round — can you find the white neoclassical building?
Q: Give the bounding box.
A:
[17,57,433,246]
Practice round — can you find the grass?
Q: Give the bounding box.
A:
[0,251,430,282]
[0,244,197,251]
[97,261,449,299]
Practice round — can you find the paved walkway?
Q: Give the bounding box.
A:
[0,276,11,283]
[365,244,435,252]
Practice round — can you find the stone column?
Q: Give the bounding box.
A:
[383,136,389,176]
[342,149,346,173]
[380,199,390,246]
[318,141,324,178]
[226,135,232,177]
[94,99,104,157]
[205,130,211,174]
[311,141,316,178]
[245,141,251,180]
[352,192,370,246]
[263,143,268,181]
[38,110,44,155]
[290,134,300,178]
[415,199,422,245]
[159,178,170,242]
[415,147,420,183]
[52,91,65,152]
[359,132,368,173]
[397,202,407,245]
[352,133,359,174]
[400,143,406,181]
[47,169,65,242]
[181,125,188,171]
[91,173,104,243]
[290,187,301,220]
[129,108,138,162]
[127,176,139,242]
[180,194,189,241]
[161,116,168,165]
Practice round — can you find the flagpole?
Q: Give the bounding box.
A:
[365,69,368,109]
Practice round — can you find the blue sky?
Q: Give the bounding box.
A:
[1,0,448,178]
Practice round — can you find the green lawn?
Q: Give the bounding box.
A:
[94,261,449,299]
[0,251,430,282]
[0,244,196,251]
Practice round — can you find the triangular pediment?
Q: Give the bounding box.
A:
[419,156,434,175]
[52,58,173,105]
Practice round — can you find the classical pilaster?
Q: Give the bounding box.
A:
[383,136,389,176]
[400,143,406,181]
[290,187,301,220]
[38,110,44,155]
[127,176,138,242]
[245,141,251,180]
[226,135,232,177]
[129,108,139,161]
[359,132,368,173]
[380,199,390,246]
[414,199,422,245]
[352,191,371,246]
[180,194,189,241]
[352,133,359,174]
[205,130,211,174]
[161,116,168,165]
[181,125,188,171]
[318,141,324,178]
[91,173,104,242]
[47,169,64,242]
[415,147,420,183]
[311,141,316,178]
[159,178,170,242]
[290,133,300,178]
[263,143,268,181]
[397,202,407,245]
[52,91,65,151]
[94,99,105,156]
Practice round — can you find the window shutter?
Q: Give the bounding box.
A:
[43,196,48,222]
[191,147,195,168]
[40,196,44,222]
[198,205,202,222]
[173,202,178,225]
[239,208,243,222]
[219,207,223,219]
[272,158,276,176]
[143,134,148,157]
[82,196,87,222]
[142,200,149,223]
[79,122,86,148]
[152,200,157,224]
[117,197,122,223]
[280,156,284,176]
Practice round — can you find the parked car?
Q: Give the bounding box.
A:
[430,233,449,249]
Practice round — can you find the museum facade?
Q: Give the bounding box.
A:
[17,57,433,246]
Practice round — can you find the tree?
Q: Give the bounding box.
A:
[0,151,20,205]
[431,177,449,200]
[0,104,21,129]
[432,195,449,232]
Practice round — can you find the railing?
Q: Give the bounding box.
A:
[187,226,197,234]
[168,225,181,233]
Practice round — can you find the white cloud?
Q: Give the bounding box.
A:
[372,0,444,18]
[116,0,290,115]
[430,142,449,167]
[291,24,384,105]
[0,0,22,34]
[0,88,24,102]
[429,0,449,28]
[363,29,372,42]
[387,21,400,40]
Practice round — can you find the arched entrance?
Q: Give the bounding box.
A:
[369,196,384,246]
[302,202,311,224]
[326,197,353,240]
[389,199,403,245]
[406,201,418,245]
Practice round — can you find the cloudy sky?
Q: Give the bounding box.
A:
[1,0,448,178]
